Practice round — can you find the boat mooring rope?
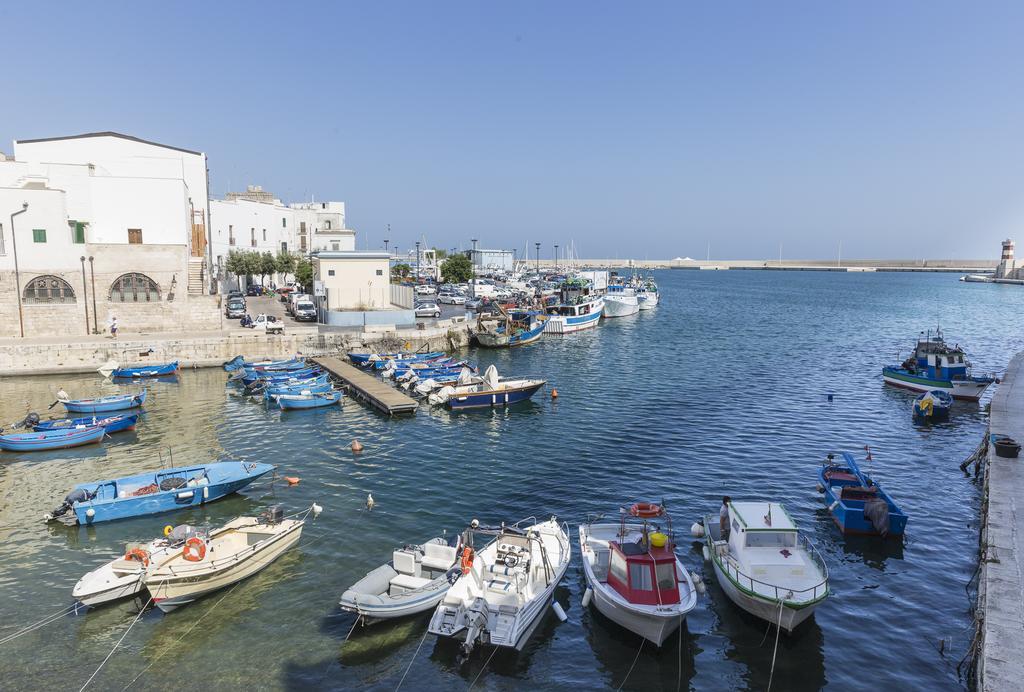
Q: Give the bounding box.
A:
[394,627,430,691]
[80,597,153,691]
[468,643,499,690]
[766,599,785,692]
[616,637,645,690]
[0,603,78,646]
[677,613,684,692]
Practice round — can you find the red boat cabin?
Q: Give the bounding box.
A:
[606,540,680,605]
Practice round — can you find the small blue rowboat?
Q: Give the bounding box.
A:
[350,352,444,366]
[239,367,320,385]
[912,389,953,423]
[819,451,907,537]
[265,381,333,399]
[0,426,105,452]
[373,355,452,371]
[277,391,343,410]
[34,413,139,434]
[223,355,301,372]
[248,359,307,372]
[111,361,179,378]
[62,390,147,414]
[44,460,275,525]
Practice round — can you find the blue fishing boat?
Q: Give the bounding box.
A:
[265,381,333,400]
[249,359,307,372]
[912,390,953,423]
[818,451,907,537]
[276,391,343,409]
[223,355,301,372]
[476,311,548,348]
[111,361,179,378]
[882,327,995,401]
[44,460,275,525]
[372,354,450,371]
[62,390,147,414]
[238,367,321,385]
[349,352,444,367]
[544,278,604,334]
[34,413,139,434]
[0,426,105,452]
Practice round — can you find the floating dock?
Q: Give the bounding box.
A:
[312,356,418,415]
[977,351,1024,690]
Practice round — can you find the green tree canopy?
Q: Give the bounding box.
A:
[258,252,277,284]
[275,249,297,277]
[295,258,314,289]
[242,251,262,278]
[225,249,250,278]
[441,254,473,283]
[391,263,412,279]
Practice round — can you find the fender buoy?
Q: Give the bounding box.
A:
[125,547,150,566]
[460,546,475,575]
[163,525,173,537]
[183,537,206,562]
[630,502,663,519]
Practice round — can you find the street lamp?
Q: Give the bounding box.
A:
[554,244,559,270]
[535,242,541,276]
[384,223,390,254]
[79,256,90,335]
[470,238,478,298]
[10,202,28,337]
[88,256,98,333]
[415,241,421,284]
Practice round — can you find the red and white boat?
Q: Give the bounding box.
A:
[579,502,698,646]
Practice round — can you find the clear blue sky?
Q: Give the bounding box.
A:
[2,2,1022,260]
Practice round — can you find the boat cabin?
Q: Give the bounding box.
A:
[910,331,969,380]
[546,301,596,318]
[605,539,680,605]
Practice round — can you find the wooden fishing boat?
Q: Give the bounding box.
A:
[223,355,301,372]
[818,452,907,537]
[44,460,274,525]
[61,390,147,414]
[339,537,461,622]
[882,327,994,400]
[0,426,105,452]
[476,311,548,347]
[237,367,320,385]
[912,390,953,422]
[427,365,545,409]
[348,352,444,367]
[263,381,333,400]
[579,502,698,646]
[34,413,139,435]
[276,390,343,409]
[110,361,179,378]
[144,507,306,612]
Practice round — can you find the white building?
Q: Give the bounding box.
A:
[0,132,220,337]
[469,248,514,272]
[312,251,390,311]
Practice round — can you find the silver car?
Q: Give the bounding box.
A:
[414,302,441,318]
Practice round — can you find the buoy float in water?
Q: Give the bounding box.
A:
[312,502,323,517]
[551,389,559,399]
[351,439,364,453]
[552,601,568,622]
[582,587,593,608]
[366,493,375,510]
[690,522,705,538]
[284,476,300,485]
[702,546,710,561]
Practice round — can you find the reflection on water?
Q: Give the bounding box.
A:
[0,271,1020,690]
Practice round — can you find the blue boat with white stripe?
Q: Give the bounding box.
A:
[111,361,179,378]
[34,413,139,435]
[61,390,147,414]
[0,426,106,452]
[544,278,604,334]
[276,390,343,409]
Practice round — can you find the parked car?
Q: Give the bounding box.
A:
[414,284,437,296]
[225,299,246,319]
[437,291,466,305]
[465,297,483,311]
[414,302,441,318]
[246,313,283,334]
[293,297,317,322]
[227,289,244,301]
[246,285,262,297]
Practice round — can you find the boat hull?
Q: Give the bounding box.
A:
[277,392,342,409]
[709,556,817,632]
[602,295,640,318]
[111,361,179,378]
[446,381,545,410]
[882,368,991,401]
[476,321,546,348]
[637,292,659,310]
[63,390,147,414]
[544,298,604,334]
[590,583,683,646]
[35,414,138,434]
[74,571,145,607]
[819,466,908,537]
[0,426,105,452]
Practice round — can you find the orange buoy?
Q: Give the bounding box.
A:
[350,439,364,452]
[551,389,559,399]
[284,476,300,485]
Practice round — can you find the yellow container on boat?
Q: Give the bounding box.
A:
[650,532,668,548]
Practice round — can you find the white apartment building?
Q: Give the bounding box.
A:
[0,132,220,337]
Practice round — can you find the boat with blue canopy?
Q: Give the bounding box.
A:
[882,327,995,401]
[276,391,343,409]
[818,450,907,537]
[111,361,179,378]
[912,390,953,423]
[34,413,139,434]
[61,390,147,414]
[44,460,275,525]
[0,426,105,452]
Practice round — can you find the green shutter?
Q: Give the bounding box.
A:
[74,222,85,244]
[33,229,46,243]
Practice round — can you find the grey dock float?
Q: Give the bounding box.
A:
[977,351,1024,690]
[313,356,418,415]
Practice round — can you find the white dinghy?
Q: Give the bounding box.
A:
[428,517,570,654]
[339,537,461,622]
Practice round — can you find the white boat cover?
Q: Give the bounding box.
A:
[457,367,475,386]
[483,365,499,389]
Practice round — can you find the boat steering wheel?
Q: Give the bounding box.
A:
[503,553,519,568]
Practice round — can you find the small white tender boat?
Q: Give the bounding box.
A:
[580,502,698,646]
[74,539,171,606]
[428,517,570,654]
[339,537,461,622]
[144,507,305,612]
[702,501,828,632]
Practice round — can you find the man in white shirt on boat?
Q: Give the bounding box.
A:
[720,496,732,540]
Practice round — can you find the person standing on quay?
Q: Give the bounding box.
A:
[109,316,118,339]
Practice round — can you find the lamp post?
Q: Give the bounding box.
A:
[554,244,559,270]
[10,202,28,338]
[470,238,478,298]
[88,256,98,333]
[535,242,541,276]
[415,241,421,284]
[79,256,90,335]
[384,224,390,255]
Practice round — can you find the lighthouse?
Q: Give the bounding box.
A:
[996,239,1020,279]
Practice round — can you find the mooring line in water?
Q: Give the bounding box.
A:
[0,603,79,646]
[766,599,785,692]
[121,583,240,690]
[80,597,153,692]
[394,627,430,691]
[468,644,499,691]
[677,613,683,692]
[615,638,645,691]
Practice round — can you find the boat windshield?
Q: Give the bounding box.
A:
[655,561,676,590]
[745,531,797,548]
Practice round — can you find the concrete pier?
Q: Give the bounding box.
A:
[977,351,1024,690]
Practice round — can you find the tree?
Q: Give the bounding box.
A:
[225,249,249,281]
[295,258,314,290]
[441,254,473,283]
[433,247,448,260]
[391,263,412,280]
[275,249,296,279]
[242,251,262,280]
[258,251,277,286]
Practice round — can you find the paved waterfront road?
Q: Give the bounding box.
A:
[0,270,1020,691]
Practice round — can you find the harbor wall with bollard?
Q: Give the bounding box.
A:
[976,351,1024,690]
[0,321,473,377]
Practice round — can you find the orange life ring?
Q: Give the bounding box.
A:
[125,547,150,566]
[183,537,206,562]
[460,546,475,575]
[630,502,663,519]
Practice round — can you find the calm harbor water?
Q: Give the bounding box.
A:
[1,270,1021,691]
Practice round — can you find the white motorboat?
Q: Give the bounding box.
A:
[636,279,660,310]
[602,285,640,318]
[702,501,828,632]
[579,502,698,646]
[427,365,547,409]
[339,537,461,622]
[145,506,307,612]
[544,278,604,333]
[428,517,570,654]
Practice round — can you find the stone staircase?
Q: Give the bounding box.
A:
[187,258,205,295]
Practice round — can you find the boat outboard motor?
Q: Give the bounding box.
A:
[14,412,40,429]
[45,488,94,520]
[259,505,284,525]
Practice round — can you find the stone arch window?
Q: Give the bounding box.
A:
[24,275,76,304]
[110,273,160,302]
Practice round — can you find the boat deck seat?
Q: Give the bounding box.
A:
[422,543,457,571]
[393,550,421,578]
[390,574,431,592]
[487,578,516,594]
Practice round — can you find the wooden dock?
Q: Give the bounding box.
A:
[313,356,418,415]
